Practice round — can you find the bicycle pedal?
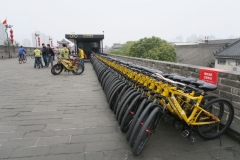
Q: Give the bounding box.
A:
[174,123,179,130]
[182,130,189,138]
[163,117,167,123]
[187,136,196,145]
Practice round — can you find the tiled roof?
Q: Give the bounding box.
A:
[214,39,240,59]
[175,43,227,67]
[57,39,70,44]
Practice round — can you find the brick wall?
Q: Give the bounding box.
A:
[108,54,240,138]
[0,45,37,58]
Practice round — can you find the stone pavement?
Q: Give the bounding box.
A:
[0,57,239,160]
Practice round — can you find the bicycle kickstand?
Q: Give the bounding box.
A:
[182,126,196,145]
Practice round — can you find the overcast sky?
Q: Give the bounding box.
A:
[1,0,240,47]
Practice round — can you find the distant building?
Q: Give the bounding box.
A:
[22,39,31,47]
[214,39,240,71]
[174,39,239,67]
[112,43,122,49]
[0,22,7,45]
[31,31,52,47]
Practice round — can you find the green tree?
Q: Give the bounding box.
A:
[110,41,135,56]
[129,36,176,62]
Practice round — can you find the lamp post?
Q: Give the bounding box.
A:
[38,37,40,47]
[35,32,40,48]
[49,37,52,46]
[5,24,13,58]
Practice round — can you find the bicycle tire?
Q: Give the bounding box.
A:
[105,78,121,98]
[109,84,128,110]
[104,76,118,94]
[100,69,111,84]
[195,98,234,140]
[120,94,141,132]
[117,92,140,125]
[107,81,125,102]
[102,72,115,88]
[126,97,148,141]
[129,102,156,147]
[200,95,219,107]
[115,88,136,118]
[23,56,27,63]
[106,80,123,102]
[51,64,63,75]
[71,63,84,75]
[132,107,160,156]
[113,85,132,114]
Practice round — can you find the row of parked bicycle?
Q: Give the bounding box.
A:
[90,54,234,156]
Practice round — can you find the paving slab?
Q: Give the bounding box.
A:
[0,58,239,160]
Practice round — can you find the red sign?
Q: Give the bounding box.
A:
[199,68,228,85]
[199,69,218,85]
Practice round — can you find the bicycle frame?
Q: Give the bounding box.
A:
[58,58,78,70]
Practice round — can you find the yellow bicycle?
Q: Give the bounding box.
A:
[51,57,84,75]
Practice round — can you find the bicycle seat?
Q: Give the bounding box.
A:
[129,64,142,70]
[181,77,197,84]
[149,69,164,75]
[149,91,155,95]
[198,83,217,91]
[190,80,205,87]
[172,75,186,82]
[143,87,150,91]
[168,73,179,79]
[155,94,162,99]
[163,73,170,78]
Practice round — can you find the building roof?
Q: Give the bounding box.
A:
[175,38,240,67]
[214,39,240,59]
[204,38,239,44]
[175,44,227,67]
[57,39,70,44]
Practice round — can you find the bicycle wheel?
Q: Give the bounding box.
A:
[132,107,160,156]
[72,63,84,75]
[126,98,148,141]
[195,98,234,140]
[129,102,156,147]
[37,60,40,69]
[200,95,219,107]
[107,81,125,103]
[23,56,27,63]
[109,84,128,110]
[19,59,22,64]
[117,92,140,125]
[120,94,141,132]
[51,64,63,75]
[115,88,136,118]
[113,85,132,114]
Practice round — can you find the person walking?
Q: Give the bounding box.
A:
[41,43,48,67]
[33,48,43,68]
[52,47,55,61]
[46,44,54,67]
[55,47,60,59]
[78,46,85,68]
